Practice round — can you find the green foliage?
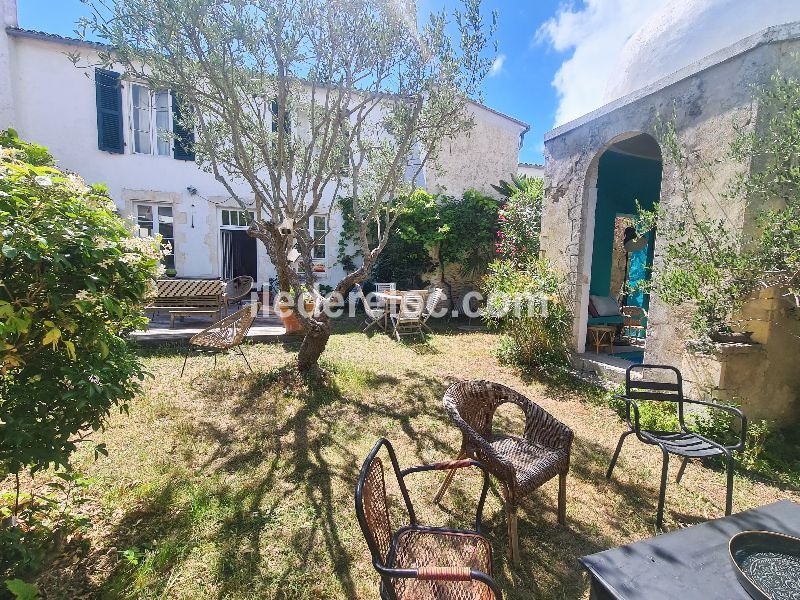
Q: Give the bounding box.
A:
[495,176,543,265]
[491,173,533,198]
[345,189,500,288]
[0,130,161,475]
[0,470,92,582]
[643,69,800,343]
[439,190,501,279]
[4,579,39,600]
[483,258,572,371]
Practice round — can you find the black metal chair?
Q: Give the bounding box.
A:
[355,438,502,600]
[606,364,747,529]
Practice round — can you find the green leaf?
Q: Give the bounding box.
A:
[42,328,61,348]
[5,579,39,600]
[2,244,18,259]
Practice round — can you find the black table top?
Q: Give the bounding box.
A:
[579,500,800,600]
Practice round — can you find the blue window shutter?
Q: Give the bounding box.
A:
[172,94,195,161]
[95,69,124,154]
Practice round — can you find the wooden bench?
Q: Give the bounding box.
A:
[145,279,225,328]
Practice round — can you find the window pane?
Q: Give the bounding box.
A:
[222,210,229,226]
[136,205,154,236]
[240,211,248,225]
[132,85,152,154]
[313,215,326,233]
[154,91,170,156]
[313,243,326,259]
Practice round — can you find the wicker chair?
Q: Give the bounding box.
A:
[180,304,259,377]
[435,381,573,565]
[621,305,647,340]
[355,438,502,600]
[224,276,254,314]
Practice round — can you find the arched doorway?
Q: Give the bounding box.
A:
[577,132,663,360]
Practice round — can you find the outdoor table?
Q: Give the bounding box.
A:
[587,324,617,354]
[579,499,800,600]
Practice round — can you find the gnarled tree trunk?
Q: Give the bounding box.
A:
[297,316,331,373]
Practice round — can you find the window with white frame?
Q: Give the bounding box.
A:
[220,209,255,228]
[312,215,327,261]
[131,84,171,156]
[136,204,175,269]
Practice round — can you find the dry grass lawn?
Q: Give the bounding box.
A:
[21,318,799,599]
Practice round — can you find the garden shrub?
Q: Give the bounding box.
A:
[0,130,160,476]
[482,176,568,372]
[483,257,572,371]
[341,189,500,290]
[0,129,160,581]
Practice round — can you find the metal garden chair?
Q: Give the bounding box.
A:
[606,364,748,528]
[375,282,397,294]
[180,304,259,377]
[355,438,502,600]
[435,380,573,565]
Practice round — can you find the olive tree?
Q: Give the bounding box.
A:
[80,0,496,371]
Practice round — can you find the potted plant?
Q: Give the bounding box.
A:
[276,288,314,334]
[165,267,177,278]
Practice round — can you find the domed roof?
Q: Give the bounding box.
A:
[604,0,800,102]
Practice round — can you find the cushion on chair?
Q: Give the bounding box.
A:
[588,298,599,318]
[486,434,568,496]
[589,295,621,317]
[389,528,494,600]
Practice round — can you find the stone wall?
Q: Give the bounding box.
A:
[425,102,528,199]
[541,30,800,423]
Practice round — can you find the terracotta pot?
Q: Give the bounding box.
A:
[277,301,305,334]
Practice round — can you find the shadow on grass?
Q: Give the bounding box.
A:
[38,333,720,599]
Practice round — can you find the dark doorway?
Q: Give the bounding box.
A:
[221,229,258,281]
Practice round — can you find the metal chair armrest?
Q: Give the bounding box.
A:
[402,459,491,531]
[619,395,643,435]
[683,399,748,451]
[375,564,502,599]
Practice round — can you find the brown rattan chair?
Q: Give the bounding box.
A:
[434,381,573,565]
[180,304,259,377]
[223,275,254,314]
[356,438,502,600]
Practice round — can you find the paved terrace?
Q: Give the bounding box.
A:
[130,305,298,346]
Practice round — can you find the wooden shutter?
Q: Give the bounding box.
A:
[172,94,195,161]
[95,69,124,153]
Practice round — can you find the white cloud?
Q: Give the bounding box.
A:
[489,54,506,77]
[537,0,667,127]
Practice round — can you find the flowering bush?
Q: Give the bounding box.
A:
[0,129,161,476]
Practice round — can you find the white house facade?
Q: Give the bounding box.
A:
[0,0,528,293]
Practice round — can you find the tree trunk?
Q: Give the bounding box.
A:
[297,319,331,373]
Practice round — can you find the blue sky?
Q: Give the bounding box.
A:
[17,0,668,165]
